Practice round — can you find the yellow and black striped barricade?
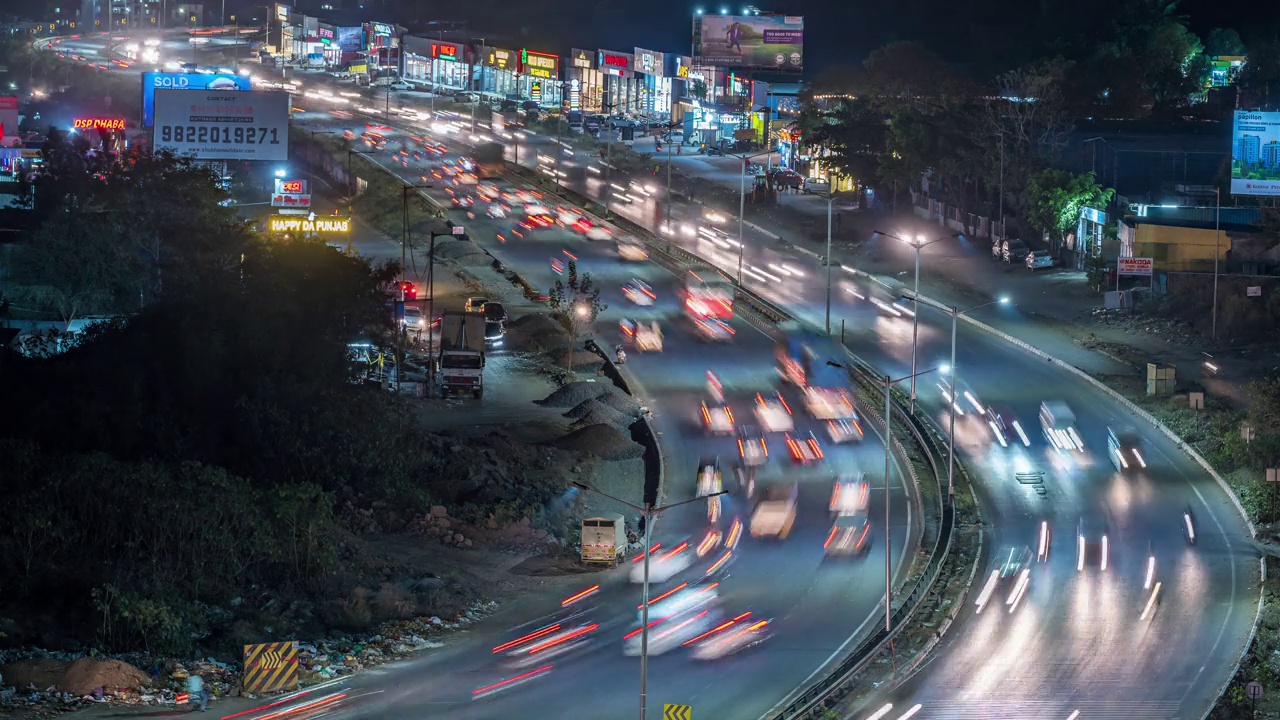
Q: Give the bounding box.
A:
[242,641,299,694]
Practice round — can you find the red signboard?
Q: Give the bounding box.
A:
[74,117,126,131]
[0,96,17,110]
[279,179,304,193]
[432,42,459,60]
[601,53,629,69]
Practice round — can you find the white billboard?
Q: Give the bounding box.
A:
[1231,110,1280,196]
[152,89,290,161]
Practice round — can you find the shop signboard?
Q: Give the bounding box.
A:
[699,14,803,69]
[569,78,581,111]
[336,26,362,51]
[140,72,251,127]
[152,89,290,161]
[633,47,665,77]
[675,55,693,78]
[317,26,335,44]
[431,41,461,61]
[367,22,393,37]
[485,47,516,71]
[1117,257,1154,276]
[530,81,542,103]
[274,3,288,21]
[598,50,633,78]
[269,214,350,234]
[520,49,559,80]
[73,117,126,131]
[571,48,594,70]
[1231,110,1280,196]
[272,178,311,208]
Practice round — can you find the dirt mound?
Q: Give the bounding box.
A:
[545,423,645,460]
[507,553,602,576]
[563,398,604,420]
[506,314,566,352]
[536,380,612,408]
[433,239,490,264]
[1,658,66,690]
[596,390,641,416]
[553,349,604,371]
[59,658,153,696]
[572,404,632,429]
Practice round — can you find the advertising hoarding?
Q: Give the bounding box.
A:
[1231,110,1280,196]
[698,15,803,69]
[141,72,252,127]
[571,48,594,70]
[1117,257,1154,276]
[598,50,633,78]
[520,49,559,80]
[0,96,17,140]
[152,89,290,161]
[272,178,311,208]
[337,26,362,52]
[633,48,665,77]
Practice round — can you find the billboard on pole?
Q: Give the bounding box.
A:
[152,89,290,161]
[1231,110,1280,196]
[698,15,803,69]
[141,72,252,127]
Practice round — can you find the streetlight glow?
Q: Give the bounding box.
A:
[274,168,286,178]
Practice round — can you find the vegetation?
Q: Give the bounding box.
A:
[547,260,606,370]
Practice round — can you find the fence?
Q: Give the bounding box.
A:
[910,190,1005,241]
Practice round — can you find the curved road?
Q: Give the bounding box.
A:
[40,34,1260,720]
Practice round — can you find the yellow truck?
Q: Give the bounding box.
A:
[581,514,627,565]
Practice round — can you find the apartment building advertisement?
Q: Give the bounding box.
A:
[1231,110,1280,196]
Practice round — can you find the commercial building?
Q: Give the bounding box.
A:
[568,48,603,114]
[403,37,473,90]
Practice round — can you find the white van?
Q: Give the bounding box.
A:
[803,177,830,194]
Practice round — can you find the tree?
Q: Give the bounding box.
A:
[1024,169,1114,245]
[1237,39,1280,111]
[862,42,970,111]
[984,60,1076,217]
[546,261,607,372]
[805,98,887,186]
[1204,28,1246,57]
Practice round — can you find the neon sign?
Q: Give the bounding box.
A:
[73,117,126,131]
[279,180,304,193]
[432,42,459,60]
[520,50,558,79]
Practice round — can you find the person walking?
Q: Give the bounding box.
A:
[186,672,208,712]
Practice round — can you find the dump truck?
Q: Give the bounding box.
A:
[437,310,486,398]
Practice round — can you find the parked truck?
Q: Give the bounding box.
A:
[474,141,506,179]
[581,513,627,565]
[437,311,486,398]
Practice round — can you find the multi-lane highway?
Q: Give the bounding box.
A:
[39,31,1261,720]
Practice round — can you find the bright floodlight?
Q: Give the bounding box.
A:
[696,7,704,14]
[720,7,728,13]
[575,304,589,317]
[274,168,286,178]
[915,234,925,244]
[939,364,951,375]
[998,296,1011,304]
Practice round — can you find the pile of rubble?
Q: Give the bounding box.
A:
[407,506,560,553]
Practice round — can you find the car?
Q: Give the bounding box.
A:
[557,208,584,226]
[1002,239,1030,264]
[771,169,802,188]
[985,403,1031,448]
[1040,400,1083,452]
[486,203,510,219]
[784,431,824,465]
[1026,251,1055,270]
[453,91,477,102]
[803,177,830,194]
[750,481,798,538]
[826,418,864,444]
[824,512,872,557]
[737,425,768,468]
[629,539,693,583]
[451,194,475,208]
[622,279,656,306]
[803,387,855,420]
[464,296,489,313]
[1107,426,1146,472]
[402,306,425,333]
[693,317,735,342]
[584,225,613,242]
[636,580,720,623]
[388,81,412,91]
[1076,518,1109,571]
[696,457,723,497]
[523,203,552,217]
[754,392,794,433]
[483,302,507,344]
[688,613,772,660]
[974,544,1034,613]
[618,239,649,262]
[701,402,735,435]
[830,474,869,516]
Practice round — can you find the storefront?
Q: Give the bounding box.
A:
[568,48,603,113]
[519,49,562,108]
[480,46,518,99]
[363,22,399,71]
[403,37,472,90]
[633,47,670,117]
[316,24,342,66]
[598,49,637,115]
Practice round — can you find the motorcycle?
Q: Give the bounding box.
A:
[1183,506,1196,545]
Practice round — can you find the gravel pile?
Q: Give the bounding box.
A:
[596,391,641,417]
[563,398,606,419]
[570,403,632,429]
[545,423,646,460]
[536,380,613,408]
[506,314,567,352]
[434,239,490,264]
[554,349,605,370]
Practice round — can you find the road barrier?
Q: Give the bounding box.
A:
[242,641,300,694]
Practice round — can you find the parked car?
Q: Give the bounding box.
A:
[1002,239,1030,264]
[803,177,831,195]
[453,91,477,102]
[1026,251,1055,270]
[388,81,412,91]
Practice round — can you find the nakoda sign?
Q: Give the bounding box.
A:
[74,117,126,131]
[520,49,559,79]
[597,50,633,77]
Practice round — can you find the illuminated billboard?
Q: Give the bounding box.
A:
[1231,110,1280,196]
[699,15,803,69]
[74,117,126,130]
[141,72,252,127]
[520,49,559,80]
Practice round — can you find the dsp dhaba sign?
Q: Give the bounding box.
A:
[269,215,351,234]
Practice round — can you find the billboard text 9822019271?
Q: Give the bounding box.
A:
[151,89,290,162]
[699,15,803,70]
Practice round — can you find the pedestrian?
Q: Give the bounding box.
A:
[654,164,660,176]
[186,672,208,712]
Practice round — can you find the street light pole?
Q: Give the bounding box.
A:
[570,482,725,720]
[825,192,833,335]
[1213,187,1221,340]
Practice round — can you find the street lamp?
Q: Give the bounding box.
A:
[570,482,726,720]
[274,167,286,178]
[733,148,777,283]
[943,297,1009,500]
[873,230,958,412]
[827,361,941,633]
[1213,187,1221,340]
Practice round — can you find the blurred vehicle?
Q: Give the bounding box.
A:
[584,225,613,242]
[618,238,649,261]
[464,296,489,313]
[486,203,511,219]
[826,418,864,444]
[750,481,798,538]
[1076,518,1109,572]
[683,269,734,320]
[697,458,723,497]
[623,610,716,656]
[477,183,501,201]
[830,474,869,516]
[701,402,735,435]
[737,425,768,468]
[451,193,475,208]
[688,614,772,660]
[753,392,794,433]
[706,370,725,403]
[402,306,425,333]
[637,580,720,622]
[784,432,824,465]
[1040,401,1084,452]
[630,540,693,583]
[623,279,656,306]
[634,321,663,352]
[483,301,506,345]
[557,208,584,226]
[399,281,418,300]
[524,203,552,217]
[823,512,871,557]
[1107,426,1146,472]
[693,317,735,342]
[938,377,983,416]
[500,621,599,668]
[580,513,626,565]
[1183,506,1196,545]
[985,403,1030,448]
[974,545,1033,614]
[1002,239,1031,264]
[804,386,856,421]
